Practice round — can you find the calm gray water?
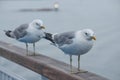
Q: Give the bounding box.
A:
[0,0,120,80]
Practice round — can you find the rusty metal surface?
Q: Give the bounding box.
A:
[0,41,109,80]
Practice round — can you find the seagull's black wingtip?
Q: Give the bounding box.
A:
[44,32,55,43]
[4,30,12,38]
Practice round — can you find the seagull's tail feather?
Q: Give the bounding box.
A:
[4,30,14,38]
[44,32,55,44]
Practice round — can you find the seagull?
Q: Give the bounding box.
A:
[44,29,96,73]
[4,19,45,56]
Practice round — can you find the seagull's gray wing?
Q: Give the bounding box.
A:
[54,31,75,46]
[13,24,29,39]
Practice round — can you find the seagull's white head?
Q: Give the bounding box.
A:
[31,19,45,29]
[82,29,96,41]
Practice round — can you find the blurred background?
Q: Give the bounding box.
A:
[0,0,120,80]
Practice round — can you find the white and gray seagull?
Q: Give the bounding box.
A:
[4,19,45,56]
[44,29,96,73]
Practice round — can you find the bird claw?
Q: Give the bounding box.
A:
[26,53,36,56]
[70,70,88,74]
[78,70,88,73]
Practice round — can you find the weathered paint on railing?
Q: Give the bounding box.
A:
[0,41,109,80]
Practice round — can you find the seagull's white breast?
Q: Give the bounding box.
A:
[60,31,94,55]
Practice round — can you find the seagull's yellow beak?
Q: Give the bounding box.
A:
[40,26,45,29]
[92,36,96,40]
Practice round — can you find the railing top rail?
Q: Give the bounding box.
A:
[0,41,109,80]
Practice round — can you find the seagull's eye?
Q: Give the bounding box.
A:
[36,23,40,26]
[85,32,88,36]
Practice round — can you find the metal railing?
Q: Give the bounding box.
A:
[0,41,109,80]
[0,66,25,80]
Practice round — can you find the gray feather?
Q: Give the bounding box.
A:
[13,24,29,39]
[54,31,75,46]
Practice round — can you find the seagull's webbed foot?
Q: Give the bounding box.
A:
[70,71,78,74]
[70,71,88,74]
[70,70,88,74]
[27,54,36,56]
[77,69,88,73]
